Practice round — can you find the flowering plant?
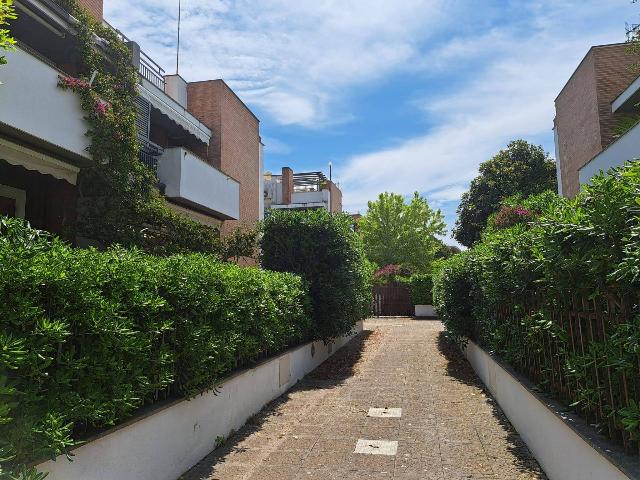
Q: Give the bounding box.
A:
[373,264,411,285]
[492,205,534,230]
[57,74,90,91]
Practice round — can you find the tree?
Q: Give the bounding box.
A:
[0,0,16,67]
[453,139,557,247]
[359,192,446,272]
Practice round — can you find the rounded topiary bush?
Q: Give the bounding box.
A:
[260,209,372,340]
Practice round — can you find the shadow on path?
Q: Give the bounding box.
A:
[437,331,547,479]
[181,330,375,480]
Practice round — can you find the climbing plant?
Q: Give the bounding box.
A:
[0,0,16,68]
[54,0,222,255]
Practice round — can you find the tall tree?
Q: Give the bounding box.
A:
[359,192,446,272]
[453,139,557,247]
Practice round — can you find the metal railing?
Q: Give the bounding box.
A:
[103,20,166,91]
[139,50,166,91]
[138,137,164,173]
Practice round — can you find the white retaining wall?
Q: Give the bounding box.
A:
[464,340,631,480]
[414,305,435,317]
[37,322,363,480]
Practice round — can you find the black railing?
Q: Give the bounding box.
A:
[139,137,164,173]
[103,21,166,91]
[139,51,166,91]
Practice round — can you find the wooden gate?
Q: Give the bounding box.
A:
[372,285,413,316]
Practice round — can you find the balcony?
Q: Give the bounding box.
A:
[579,120,640,185]
[0,45,91,161]
[157,147,240,220]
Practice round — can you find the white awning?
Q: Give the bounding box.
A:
[0,138,80,185]
[138,79,211,145]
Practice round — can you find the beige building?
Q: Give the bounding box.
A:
[554,43,639,197]
[1,0,262,240]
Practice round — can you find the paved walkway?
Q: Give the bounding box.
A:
[181,318,546,480]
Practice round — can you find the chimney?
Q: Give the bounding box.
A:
[282,167,293,205]
[164,74,188,108]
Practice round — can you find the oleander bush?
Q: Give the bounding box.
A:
[0,217,311,474]
[261,209,373,340]
[433,161,640,451]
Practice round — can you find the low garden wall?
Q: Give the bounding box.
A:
[37,322,362,480]
[0,213,373,478]
[434,164,640,462]
[464,340,636,480]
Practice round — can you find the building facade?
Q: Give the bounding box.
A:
[554,43,639,197]
[0,0,262,241]
[264,167,343,215]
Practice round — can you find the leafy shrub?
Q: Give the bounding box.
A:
[0,217,311,474]
[408,273,434,305]
[432,252,476,340]
[434,162,640,452]
[261,209,372,340]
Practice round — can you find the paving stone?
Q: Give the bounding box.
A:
[368,407,402,418]
[180,319,546,480]
[354,439,398,456]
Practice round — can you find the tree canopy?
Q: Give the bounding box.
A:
[359,192,446,272]
[453,139,557,247]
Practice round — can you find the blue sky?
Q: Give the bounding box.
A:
[105,0,637,245]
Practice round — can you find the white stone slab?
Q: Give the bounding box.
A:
[354,439,398,456]
[368,407,402,418]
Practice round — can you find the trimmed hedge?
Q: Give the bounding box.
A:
[0,218,311,472]
[261,209,372,340]
[407,273,434,305]
[433,162,640,452]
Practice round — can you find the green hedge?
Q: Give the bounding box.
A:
[0,218,311,473]
[261,209,372,339]
[433,162,640,452]
[407,273,434,305]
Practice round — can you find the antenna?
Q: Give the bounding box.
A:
[176,0,181,75]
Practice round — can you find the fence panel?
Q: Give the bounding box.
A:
[372,285,413,316]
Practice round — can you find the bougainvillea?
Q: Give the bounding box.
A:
[53,0,224,256]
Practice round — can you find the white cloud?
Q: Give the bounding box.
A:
[105,0,452,127]
[261,135,292,156]
[339,1,634,214]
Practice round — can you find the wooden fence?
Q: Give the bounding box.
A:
[372,285,413,316]
[495,290,640,456]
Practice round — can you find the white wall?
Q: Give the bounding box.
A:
[292,190,329,207]
[0,47,90,159]
[579,121,640,186]
[38,322,363,480]
[158,147,240,220]
[258,142,265,220]
[464,341,631,480]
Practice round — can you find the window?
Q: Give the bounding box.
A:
[0,184,26,218]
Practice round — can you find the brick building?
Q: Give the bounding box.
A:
[1,0,262,242]
[554,43,640,197]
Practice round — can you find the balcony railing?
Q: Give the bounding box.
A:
[158,147,240,220]
[138,137,164,173]
[139,50,166,91]
[103,20,166,90]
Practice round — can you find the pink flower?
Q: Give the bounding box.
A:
[58,75,90,90]
[515,208,530,216]
[95,100,110,116]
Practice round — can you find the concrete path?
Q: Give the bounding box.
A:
[181,318,546,480]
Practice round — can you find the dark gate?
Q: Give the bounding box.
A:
[372,285,413,316]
